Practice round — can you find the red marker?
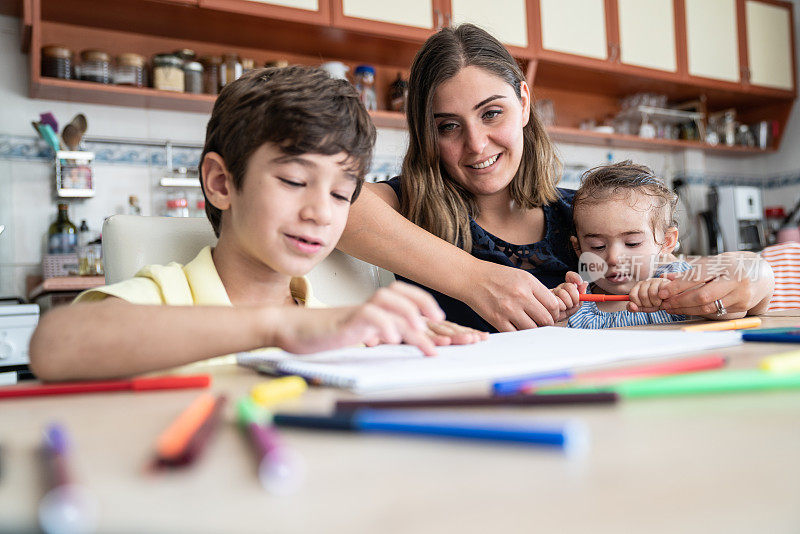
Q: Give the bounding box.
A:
[579,294,630,302]
[0,375,210,399]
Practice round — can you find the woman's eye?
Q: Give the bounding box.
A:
[483,109,502,120]
[278,177,304,187]
[437,122,458,134]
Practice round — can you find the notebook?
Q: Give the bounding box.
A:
[237,327,742,393]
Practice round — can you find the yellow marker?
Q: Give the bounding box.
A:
[760,350,800,373]
[251,376,308,407]
[682,317,762,332]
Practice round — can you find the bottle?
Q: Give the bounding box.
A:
[388,72,408,112]
[128,195,142,216]
[47,203,78,254]
[78,220,90,246]
[353,65,377,111]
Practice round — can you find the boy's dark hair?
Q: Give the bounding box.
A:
[574,160,678,237]
[200,66,376,237]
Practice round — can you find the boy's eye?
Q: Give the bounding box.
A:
[278,177,304,187]
[483,109,502,120]
[331,192,352,203]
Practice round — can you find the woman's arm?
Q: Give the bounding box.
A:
[338,183,561,330]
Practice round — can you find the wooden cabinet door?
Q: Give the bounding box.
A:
[744,0,795,91]
[617,0,678,72]
[685,0,740,83]
[332,0,440,41]
[198,0,331,25]
[538,0,609,61]
[447,0,531,55]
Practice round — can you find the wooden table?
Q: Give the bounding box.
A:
[1,313,799,534]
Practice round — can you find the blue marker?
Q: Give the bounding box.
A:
[492,370,573,396]
[273,410,589,453]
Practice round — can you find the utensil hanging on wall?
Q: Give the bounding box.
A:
[61,113,88,151]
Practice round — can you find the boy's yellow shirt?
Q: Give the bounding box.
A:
[74,246,326,368]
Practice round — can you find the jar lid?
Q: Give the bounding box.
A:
[183,61,204,72]
[200,55,223,65]
[42,45,72,59]
[117,53,145,67]
[354,65,375,75]
[153,53,183,67]
[166,198,188,208]
[80,49,110,62]
[174,48,196,60]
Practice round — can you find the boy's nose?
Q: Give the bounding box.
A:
[300,193,332,225]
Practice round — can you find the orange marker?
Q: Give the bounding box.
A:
[579,294,630,302]
[682,317,762,332]
[155,393,217,464]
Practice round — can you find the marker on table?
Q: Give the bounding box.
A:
[273,410,590,452]
[154,393,226,467]
[760,349,800,372]
[492,354,728,395]
[38,423,98,534]
[741,327,800,343]
[0,374,211,400]
[250,376,307,407]
[237,398,304,495]
[538,368,800,398]
[681,317,762,332]
[579,294,629,302]
[335,391,617,410]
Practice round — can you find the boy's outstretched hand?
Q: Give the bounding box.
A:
[551,271,587,321]
[274,281,486,357]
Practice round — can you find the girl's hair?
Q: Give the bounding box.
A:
[401,24,562,250]
[573,160,678,238]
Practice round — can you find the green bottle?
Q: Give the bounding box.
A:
[47,203,77,254]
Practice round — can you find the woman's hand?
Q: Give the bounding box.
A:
[462,261,563,331]
[655,253,774,317]
[276,281,445,356]
[627,277,671,313]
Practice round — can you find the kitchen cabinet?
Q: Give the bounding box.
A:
[448,0,531,53]
[538,0,608,61]
[199,0,331,25]
[744,0,795,91]
[617,0,677,72]
[332,0,441,41]
[685,0,740,83]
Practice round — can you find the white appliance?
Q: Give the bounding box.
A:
[0,304,39,369]
[717,186,765,252]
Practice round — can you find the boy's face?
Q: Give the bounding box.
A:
[227,143,358,277]
[571,192,676,295]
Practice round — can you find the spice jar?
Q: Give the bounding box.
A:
[79,50,111,84]
[201,55,222,94]
[174,48,196,61]
[241,57,255,74]
[219,53,242,88]
[114,53,145,87]
[41,45,73,80]
[183,60,204,94]
[388,72,408,112]
[153,53,184,92]
[353,65,377,111]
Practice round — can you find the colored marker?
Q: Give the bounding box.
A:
[155,393,225,467]
[742,327,800,343]
[335,391,617,410]
[539,369,800,398]
[273,410,589,452]
[250,376,308,407]
[237,398,304,495]
[493,354,728,395]
[760,350,800,373]
[579,294,629,302]
[0,374,210,400]
[681,317,762,332]
[38,423,97,534]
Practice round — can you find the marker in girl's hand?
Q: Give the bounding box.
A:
[579,294,630,302]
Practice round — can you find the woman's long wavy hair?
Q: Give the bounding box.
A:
[401,24,562,251]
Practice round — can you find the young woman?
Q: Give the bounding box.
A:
[338,24,773,332]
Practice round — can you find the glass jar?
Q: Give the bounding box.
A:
[388,72,408,112]
[153,53,184,92]
[79,50,111,84]
[114,53,145,87]
[41,45,73,80]
[165,196,189,217]
[353,65,377,111]
[241,57,255,73]
[219,53,242,88]
[174,48,196,62]
[183,60,204,94]
[201,55,222,94]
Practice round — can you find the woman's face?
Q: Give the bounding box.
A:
[432,65,530,199]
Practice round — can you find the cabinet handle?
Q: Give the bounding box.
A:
[444,13,451,27]
[434,9,443,30]
[608,43,618,62]
[741,66,751,82]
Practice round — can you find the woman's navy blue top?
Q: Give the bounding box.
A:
[384,177,578,333]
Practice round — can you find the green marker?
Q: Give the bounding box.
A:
[540,369,800,399]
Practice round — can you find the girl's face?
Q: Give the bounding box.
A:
[431,66,530,200]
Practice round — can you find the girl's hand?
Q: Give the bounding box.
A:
[276,281,445,356]
[463,261,563,331]
[627,277,671,312]
[551,271,587,321]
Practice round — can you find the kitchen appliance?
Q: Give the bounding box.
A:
[717,186,765,252]
[0,304,39,370]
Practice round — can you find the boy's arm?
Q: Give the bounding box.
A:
[338,183,562,331]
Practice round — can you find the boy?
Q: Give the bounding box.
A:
[30,67,486,381]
